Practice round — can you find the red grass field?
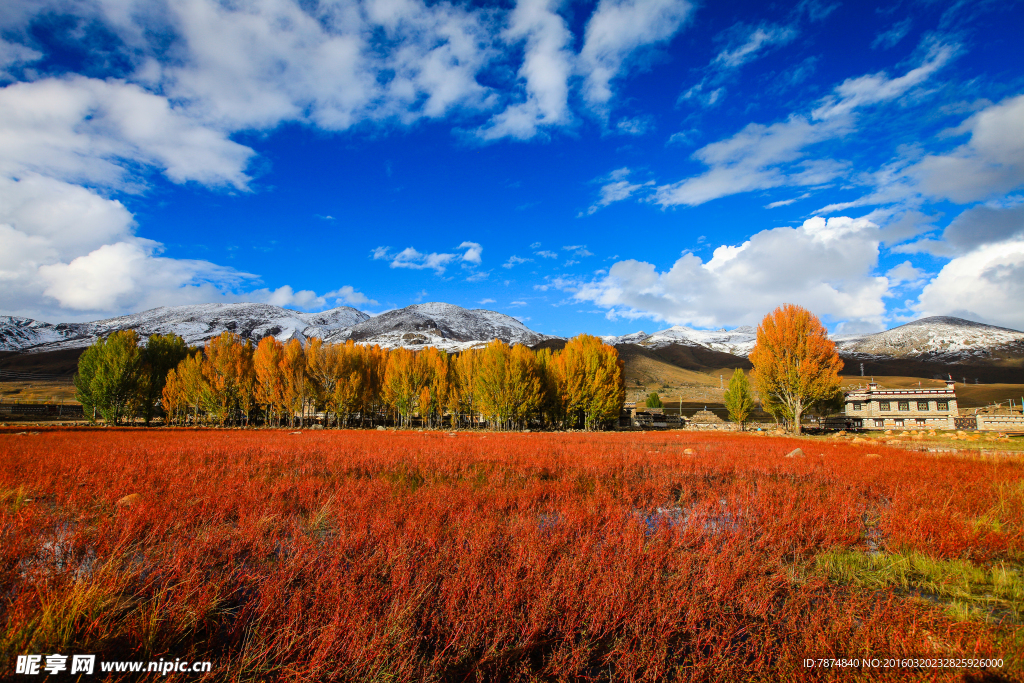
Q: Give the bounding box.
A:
[1,428,1022,681]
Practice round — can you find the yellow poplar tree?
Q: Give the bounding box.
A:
[749,303,844,434]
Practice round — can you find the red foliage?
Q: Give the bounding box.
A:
[0,428,1018,681]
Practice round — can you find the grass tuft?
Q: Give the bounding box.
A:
[816,547,1024,623]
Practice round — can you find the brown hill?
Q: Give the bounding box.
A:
[0,348,84,377]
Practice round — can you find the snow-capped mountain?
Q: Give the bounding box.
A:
[603,316,1024,363]
[0,315,86,351]
[835,316,1024,361]
[5,304,1018,362]
[603,325,758,356]
[327,302,552,352]
[0,303,368,352]
[0,302,552,354]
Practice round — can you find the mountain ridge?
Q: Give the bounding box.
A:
[0,302,551,354]
[602,316,1024,363]
[2,307,1022,366]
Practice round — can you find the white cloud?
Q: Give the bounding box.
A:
[36,240,255,312]
[905,95,1024,204]
[390,247,458,273]
[816,95,1024,217]
[655,42,955,207]
[616,116,653,135]
[872,18,912,50]
[654,115,848,206]
[712,24,796,70]
[375,241,483,274]
[0,174,135,261]
[915,238,1024,330]
[579,0,694,109]
[0,37,41,79]
[154,0,500,131]
[563,245,594,257]
[570,216,890,328]
[585,167,654,214]
[0,76,255,190]
[476,0,574,140]
[458,241,483,264]
[894,203,1024,258]
[679,83,724,108]
[765,192,810,208]
[0,174,255,318]
[885,260,925,285]
[503,255,533,268]
[262,285,328,309]
[680,22,796,109]
[811,42,956,122]
[247,284,377,309]
[478,298,496,304]
[326,285,378,307]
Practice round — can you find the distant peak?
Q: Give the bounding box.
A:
[899,316,1022,333]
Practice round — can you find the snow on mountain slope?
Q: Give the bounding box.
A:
[835,316,1024,360]
[0,316,87,351]
[9,303,1015,361]
[334,303,552,350]
[604,325,757,356]
[0,302,551,353]
[602,316,1024,362]
[0,303,369,352]
[600,331,649,346]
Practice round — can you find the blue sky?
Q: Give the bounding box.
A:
[1,0,1022,337]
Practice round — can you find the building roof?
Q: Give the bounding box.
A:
[845,381,956,401]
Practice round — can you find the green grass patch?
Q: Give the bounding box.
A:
[0,485,32,512]
[816,547,1024,623]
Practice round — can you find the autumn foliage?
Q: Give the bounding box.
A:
[749,304,844,434]
[155,332,623,430]
[1,429,1018,680]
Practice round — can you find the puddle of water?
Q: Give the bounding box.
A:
[638,501,744,536]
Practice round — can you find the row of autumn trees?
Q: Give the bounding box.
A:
[75,330,625,430]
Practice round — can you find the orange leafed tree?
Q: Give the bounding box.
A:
[748,303,843,434]
[253,337,286,426]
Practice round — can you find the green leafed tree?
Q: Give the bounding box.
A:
[645,392,662,408]
[140,333,189,425]
[811,385,846,423]
[723,368,755,430]
[74,330,147,425]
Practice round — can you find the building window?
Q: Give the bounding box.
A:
[936,400,949,411]
[874,419,884,428]
[853,402,863,411]
[898,401,910,411]
[916,418,927,425]
[893,418,904,427]
[917,401,929,411]
[879,401,891,411]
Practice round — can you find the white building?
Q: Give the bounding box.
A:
[844,380,958,430]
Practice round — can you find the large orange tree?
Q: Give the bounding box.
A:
[749,304,843,434]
